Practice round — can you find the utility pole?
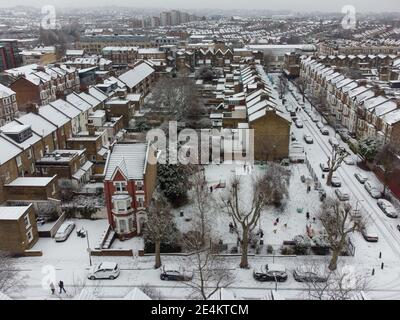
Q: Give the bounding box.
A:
[86,230,92,266]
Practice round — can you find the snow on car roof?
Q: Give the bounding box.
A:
[99,262,117,269]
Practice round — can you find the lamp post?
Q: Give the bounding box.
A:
[86,230,92,267]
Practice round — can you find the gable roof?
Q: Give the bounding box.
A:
[104,143,149,181]
[118,63,155,89]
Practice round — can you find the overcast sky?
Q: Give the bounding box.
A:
[0,0,399,12]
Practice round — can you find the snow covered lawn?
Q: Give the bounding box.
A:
[173,162,322,249]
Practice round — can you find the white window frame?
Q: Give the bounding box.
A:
[114,181,127,193]
[26,229,33,243]
[16,156,22,167]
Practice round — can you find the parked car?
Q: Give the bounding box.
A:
[304,109,311,115]
[303,134,313,144]
[354,173,368,184]
[293,267,327,283]
[331,176,342,187]
[290,110,297,118]
[320,162,330,172]
[335,188,350,201]
[298,100,305,107]
[160,265,193,281]
[377,199,398,218]
[88,262,120,280]
[253,264,288,282]
[295,120,303,128]
[36,217,46,225]
[362,225,379,242]
[316,122,324,129]
[344,156,356,165]
[320,127,329,135]
[54,221,75,242]
[310,114,319,122]
[329,137,339,147]
[364,181,382,199]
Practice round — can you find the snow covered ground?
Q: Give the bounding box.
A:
[4,70,400,300]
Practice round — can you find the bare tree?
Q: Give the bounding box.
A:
[303,261,370,300]
[319,198,364,271]
[326,145,349,186]
[190,166,213,244]
[139,283,164,300]
[295,77,307,103]
[221,164,290,268]
[183,226,233,300]
[374,143,399,197]
[144,77,205,127]
[0,251,25,294]
[143,195,178,269]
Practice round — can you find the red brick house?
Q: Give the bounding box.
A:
[103,142,157,239]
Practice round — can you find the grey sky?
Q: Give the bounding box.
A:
[0,0,399,12]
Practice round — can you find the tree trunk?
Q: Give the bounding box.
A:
[329,249,340,271]
[326,170,333,186]
[154,241,161,269]
[240,228,249,269]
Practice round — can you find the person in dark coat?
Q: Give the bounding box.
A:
[306,212,310,219]
[58,280,66,294]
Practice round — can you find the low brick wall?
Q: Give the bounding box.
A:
[90,249,133,257]
[23,250,43,257]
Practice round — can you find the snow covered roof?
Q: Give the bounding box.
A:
[124,288,151,300]
[50,99,81,118]
[0,83,15,98]
[78,92,101,108]
[66,92,92,113]
[17,113,57,137]
[88,86,108,102]
[5,176,55,187]
[38,104,70,128]
[0,205,32,220]
[0,136,22,165]
[118,63,155,89]
[381,107,400,125]
[104,143,149,180]
[0,121,42,150]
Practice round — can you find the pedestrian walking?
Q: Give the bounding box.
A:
[210,186,213,193]
[313,217,316,223]
[58,280,66,294]
[50,282,55,295]
[306,211,310,219]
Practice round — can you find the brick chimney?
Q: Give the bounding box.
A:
[25,103,39,114]
[88,124,96,136]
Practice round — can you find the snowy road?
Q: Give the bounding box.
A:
[262,69,400,258]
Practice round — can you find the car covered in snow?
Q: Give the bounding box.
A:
[320,127,329,135]
[320,162,330,172]
[253,264,288,282]
[310,114,319,122]
[293,267,327,283]
[316,122,324,129]
[303,134,313,144]
[328,137,339,147]
[54,221,75,242]
[335,188,350,201]
[364,181,382,199]
[88,262,120,280]
[377,199,398,218]
[295,120,303,128]
[354,173,368,184]
[160,265,193,281]
[361,225,379,242]
[343,156,356,165]
[331,176,341,187]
